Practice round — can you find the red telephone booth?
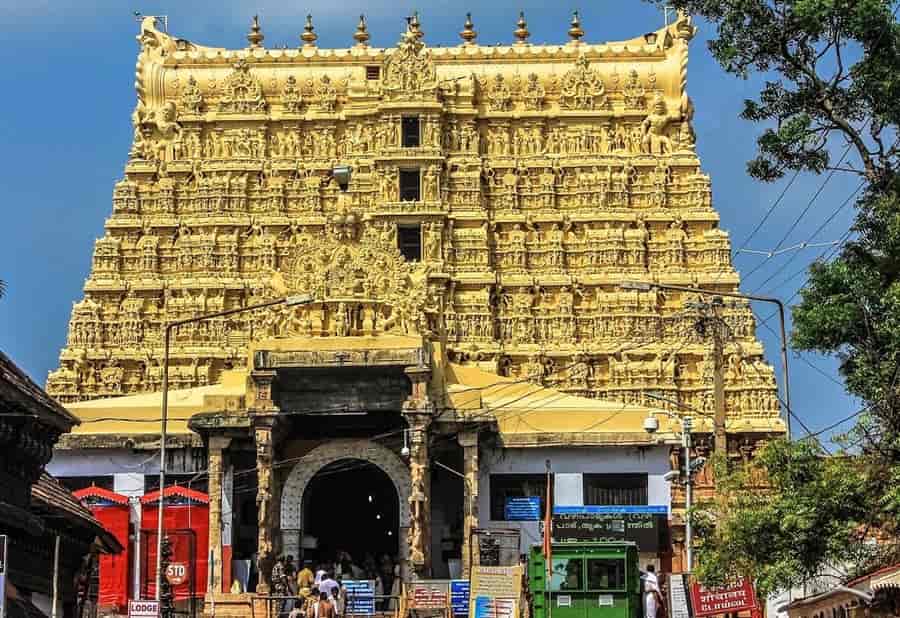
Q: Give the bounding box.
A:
[140,486,209,603]
[73,487,131,613]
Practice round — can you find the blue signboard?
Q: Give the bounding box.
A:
[553,505,668,515]
[343,580,376,616]
[451,580,470,616]
[505,496,541,521]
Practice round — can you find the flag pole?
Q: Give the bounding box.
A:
[543,460,552,618]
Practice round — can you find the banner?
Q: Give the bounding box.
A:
[690,578,758,617]
[469,565,523,618]
[549,512,663,551]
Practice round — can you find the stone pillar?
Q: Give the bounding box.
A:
[207,436,231,594]
[459,430,479,578]
[250,368,280,594]
[404,365,433,579]
[254,417,277,593]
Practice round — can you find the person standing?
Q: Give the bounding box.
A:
[641,564,663,618]
[298,561,315,591]
[317,592,336,618]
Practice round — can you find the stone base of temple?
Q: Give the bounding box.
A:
[201,593,258,618]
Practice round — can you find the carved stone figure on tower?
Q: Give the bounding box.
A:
[382,28,438,99]
[561,55,606,110]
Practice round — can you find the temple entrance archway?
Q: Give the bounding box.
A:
[280,439,410,566]
[305,460,400,560]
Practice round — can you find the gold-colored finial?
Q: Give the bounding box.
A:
[354,14,370,47]
[247,15,265,49]
[460,13,477,45]
[409,11,424,40]
[514,11,530,45]
[568,11,584,43]
[301,14,318,47]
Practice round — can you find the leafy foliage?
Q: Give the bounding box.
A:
[693,441,897,596]
[645,0,900,591]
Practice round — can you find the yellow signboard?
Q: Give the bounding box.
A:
[469,566,523,618]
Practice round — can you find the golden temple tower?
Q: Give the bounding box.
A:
[48,13,781,435]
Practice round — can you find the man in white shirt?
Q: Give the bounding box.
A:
[641,565,662,618]
[319,572,340,600]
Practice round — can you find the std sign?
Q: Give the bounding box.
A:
[165,562,189,586]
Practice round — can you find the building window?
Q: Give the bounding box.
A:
[366,66,381,80]
[399,169,421,201]
[489,473,548,521]
[402,116,421,147]
[398,225,422,262]
[583,474,648,506]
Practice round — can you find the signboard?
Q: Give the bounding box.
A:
[668,574,691,618]
[549,507,666,551]
[0,535,7,618]
[344,580,376,616]
[409,580,450,610]
[469,565,523,618]
[451,580,470,616]
[689,578,758,618]
[165,562,189,586]
[504,497,541,521]
[128,600,160,618]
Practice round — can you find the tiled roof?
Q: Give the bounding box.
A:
[73,486,130,505]
[32,473,123,553]
[0,350,77,430]
[140,485,209,505]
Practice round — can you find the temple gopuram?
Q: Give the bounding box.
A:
[46,10,785,610]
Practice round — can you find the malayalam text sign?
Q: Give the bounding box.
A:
[690,578,758,617]
[344,580,376,616]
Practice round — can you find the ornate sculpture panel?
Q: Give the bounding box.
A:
[49,15,778,431]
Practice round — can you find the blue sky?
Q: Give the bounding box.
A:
[0,1,861,446]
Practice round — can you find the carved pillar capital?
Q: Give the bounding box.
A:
[248,369,279,413]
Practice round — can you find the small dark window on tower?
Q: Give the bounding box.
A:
[399,169,421,201]
[366,66,381,80]
[398,225,422,262]
[402,116,421,147]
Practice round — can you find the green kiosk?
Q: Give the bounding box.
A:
[529,542,641,618]
[527,505,667,618]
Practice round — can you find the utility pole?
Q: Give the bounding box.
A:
[694,296,728,452]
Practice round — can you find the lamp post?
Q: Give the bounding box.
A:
[153,293,313,601]
[153,163,351,601]
[621,281,792,437]
[643,405,699,572]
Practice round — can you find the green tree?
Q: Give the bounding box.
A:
[645,0,900,590]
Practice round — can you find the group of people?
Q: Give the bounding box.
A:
[269,552,401,618]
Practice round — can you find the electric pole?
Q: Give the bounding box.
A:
[695,296,728,452]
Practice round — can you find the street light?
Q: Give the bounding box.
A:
[153,293,313,601]
[620,281,792,437]
[643,406,696,572]
[154,164,352,600]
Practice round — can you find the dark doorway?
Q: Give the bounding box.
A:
[303,459,400,564]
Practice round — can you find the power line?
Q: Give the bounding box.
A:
[740,140,855,283]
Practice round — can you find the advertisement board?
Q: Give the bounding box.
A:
[451,580,470,616]
[344,580,376,615]
[689,578,758,617]
[549,511,664,551]
[469,565,522,618]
